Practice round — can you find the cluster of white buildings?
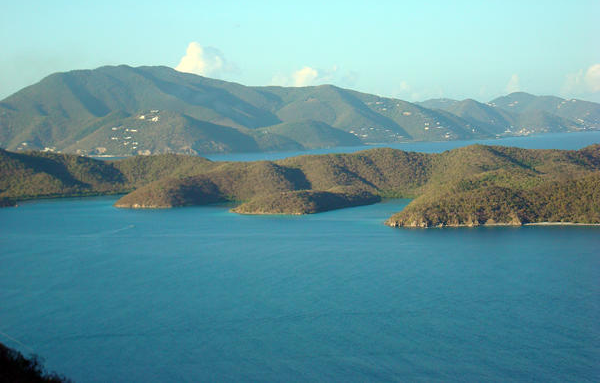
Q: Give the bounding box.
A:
[108,110,161,151]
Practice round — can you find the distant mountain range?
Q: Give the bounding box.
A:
[1,65,598,156]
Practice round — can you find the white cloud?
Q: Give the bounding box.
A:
[562,63,600,96]
[271,65,358,88]
[505,74,520,94]
[175,42,236,78]
[292,66,319,87]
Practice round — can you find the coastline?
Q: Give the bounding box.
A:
[524,222,600,226]
[387,221,600,228]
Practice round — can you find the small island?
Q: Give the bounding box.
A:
[1,143,599,226]
[231,189,381,215]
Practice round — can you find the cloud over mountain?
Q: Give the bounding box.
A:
[505,74,521,93]
[563,63,600,96]
[272,65,358,87]
[292,66,319,86]
[175,42,236,77]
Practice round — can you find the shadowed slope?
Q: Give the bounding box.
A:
[0,148,127,199]
[0,149,216,200]
[254,119,362,149]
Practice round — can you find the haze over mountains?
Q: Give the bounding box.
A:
[1,65,599,156]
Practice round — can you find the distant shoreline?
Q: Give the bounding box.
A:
[386,221,600,228]
[84,130,600,162]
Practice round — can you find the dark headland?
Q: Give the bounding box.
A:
[1,144,599,227]
[0,342,71,382]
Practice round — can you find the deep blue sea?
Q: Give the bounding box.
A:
[1,132,600,382]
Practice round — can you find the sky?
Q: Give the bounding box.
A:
[1,0,599,102]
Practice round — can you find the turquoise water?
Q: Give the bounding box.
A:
[1,198,599,382]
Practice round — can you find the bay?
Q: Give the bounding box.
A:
[1,199,599,382]
[1,133,600,382]
[206,130,600,162]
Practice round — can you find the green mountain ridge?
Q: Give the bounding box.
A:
[2,66,598,156]
[418,96,591,136]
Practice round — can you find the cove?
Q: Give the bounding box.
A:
[0,197,598,381]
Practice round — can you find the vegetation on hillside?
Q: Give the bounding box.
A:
[232,189,381,215]
[2,144,599,224]
[0,148,217,200]
[114,175,225,208]
[0,148,128,200]
[387,144,600,227]
[387,175,600,227]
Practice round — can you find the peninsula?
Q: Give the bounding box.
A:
[1,144,599,227]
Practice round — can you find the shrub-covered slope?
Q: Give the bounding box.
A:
[387,175,600,227]
[113,144,600,220]
[2,144,599,222]
[0,148,216,200]
[232,189,381,215]
[110,147,430,213]
[387,144,600,227]
[0,148,128,200]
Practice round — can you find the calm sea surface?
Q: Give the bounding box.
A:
[206,130,600,161]
[1,133,599,382]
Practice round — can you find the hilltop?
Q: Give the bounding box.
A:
[1,144,599,226]
[386,144,600,227]
[1,65,598,156]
